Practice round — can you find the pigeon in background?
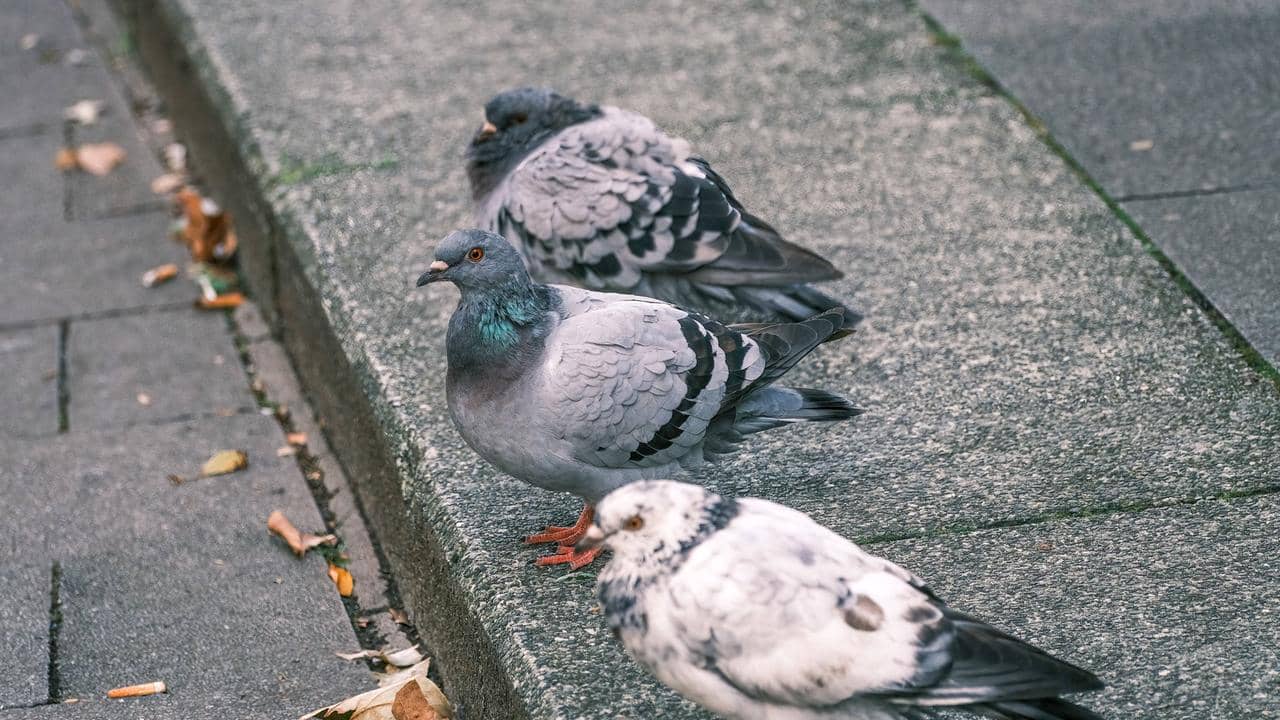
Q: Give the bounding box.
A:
[582,481,1105,720]
[466,87,861,329]
[417,230,859,568]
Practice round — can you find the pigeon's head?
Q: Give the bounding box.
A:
[466,87,601,195]
[416,229,529,292]
[580,480,739,566]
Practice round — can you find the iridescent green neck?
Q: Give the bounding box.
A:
[448,281,556,368]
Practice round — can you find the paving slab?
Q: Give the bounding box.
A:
[66,309,255,430]
[1122,188,1280,370]
[0,212,192,327]
[0,0,84,61]
[0,44,108,134]
[0,414,370,716]
[920,0,1280,198]
[0,562,51,709]
[129,0,1280,716]
[0,130,67,227]
[874,494,1280,720]
[0,326,58,437]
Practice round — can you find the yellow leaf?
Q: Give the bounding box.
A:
[328,563,354,597]
[200,449,247,477]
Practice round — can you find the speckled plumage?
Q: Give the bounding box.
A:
[466,88,861,328]
[588,481,1106,720]
[420,230,859,503]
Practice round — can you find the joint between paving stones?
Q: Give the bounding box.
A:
[56,320,70,433]
[913,5,1280,390]
[46,561,63,705]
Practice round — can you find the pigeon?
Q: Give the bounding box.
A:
[465,87,861,329]
[417,229,859,568]
[581,480,1106,720]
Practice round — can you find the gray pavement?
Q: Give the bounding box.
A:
[118,0,1280,717]
[922,0,1280,371]
[0,5,401,715]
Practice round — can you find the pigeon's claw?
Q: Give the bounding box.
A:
[524,504,595,546]
[534,543,603,571]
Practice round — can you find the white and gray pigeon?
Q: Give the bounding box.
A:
[465,87,860,329]
[417,229,859,568]
[581,481,1105,720]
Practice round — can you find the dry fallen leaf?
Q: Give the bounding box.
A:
[136,392,152,407]
[197,292,245,310]
[150,173,185,195]
[167,474,185,486]
[200,449,247,477]
[64,99,105,125]
[55,147,78,171]
[140,263,179,288]
[277,445,298,457]
[73,142,127,176]
[388,608,410,626]
[336,645,425,668]
[1129,138,1154,152]
[175,188,237,263]
[299,660,452,720]
[329,563,354,597]
[267,510,337,557]
[21,34,40,51]
[287,432,308,446]
[392,682,439,720]
[164,142,187,173]
[106,681,166,699]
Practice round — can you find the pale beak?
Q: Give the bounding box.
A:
[416,259,450,286]
[575,524,606,553]
[475,119,498,141]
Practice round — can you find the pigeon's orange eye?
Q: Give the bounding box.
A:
[624,515,644,531]
[467,247,485,262]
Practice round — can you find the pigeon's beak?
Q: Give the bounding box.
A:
[575,524,606,553]
[416,259,450,286]
[475,120,498,142]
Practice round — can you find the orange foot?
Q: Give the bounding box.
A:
[525,504,594,546]
[534,543,603,570]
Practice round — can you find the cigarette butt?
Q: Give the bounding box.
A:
[141,263,179,288]
[196,292,244,310]
[106,681,166,698]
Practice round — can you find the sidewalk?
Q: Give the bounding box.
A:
[0,2,403,716]
[46,0,1280,718]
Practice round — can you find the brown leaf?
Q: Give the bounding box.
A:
[392,682,438,720]
[55,147,78,171]
[267,510,337,557]
[175,188,237,263]
[287,432,308,446]
[388,608,410,626]
[74,142,127,176]
[140,263,179,288]
[196,292,245,310]
[200,449,247,477]
[299,661,452,720]
[136,392,152,406]
[329,563,354,597]
[166,474,186,486]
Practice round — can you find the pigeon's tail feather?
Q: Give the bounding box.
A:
[737,307,852,390]
[704,388,861,459]
[735,387,862,434]
[722,284,862,333]
[976,698,1104,720]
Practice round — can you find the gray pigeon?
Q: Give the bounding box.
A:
[417,230,859,568]
[582,481,1105,720]
[465,87,860,329]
